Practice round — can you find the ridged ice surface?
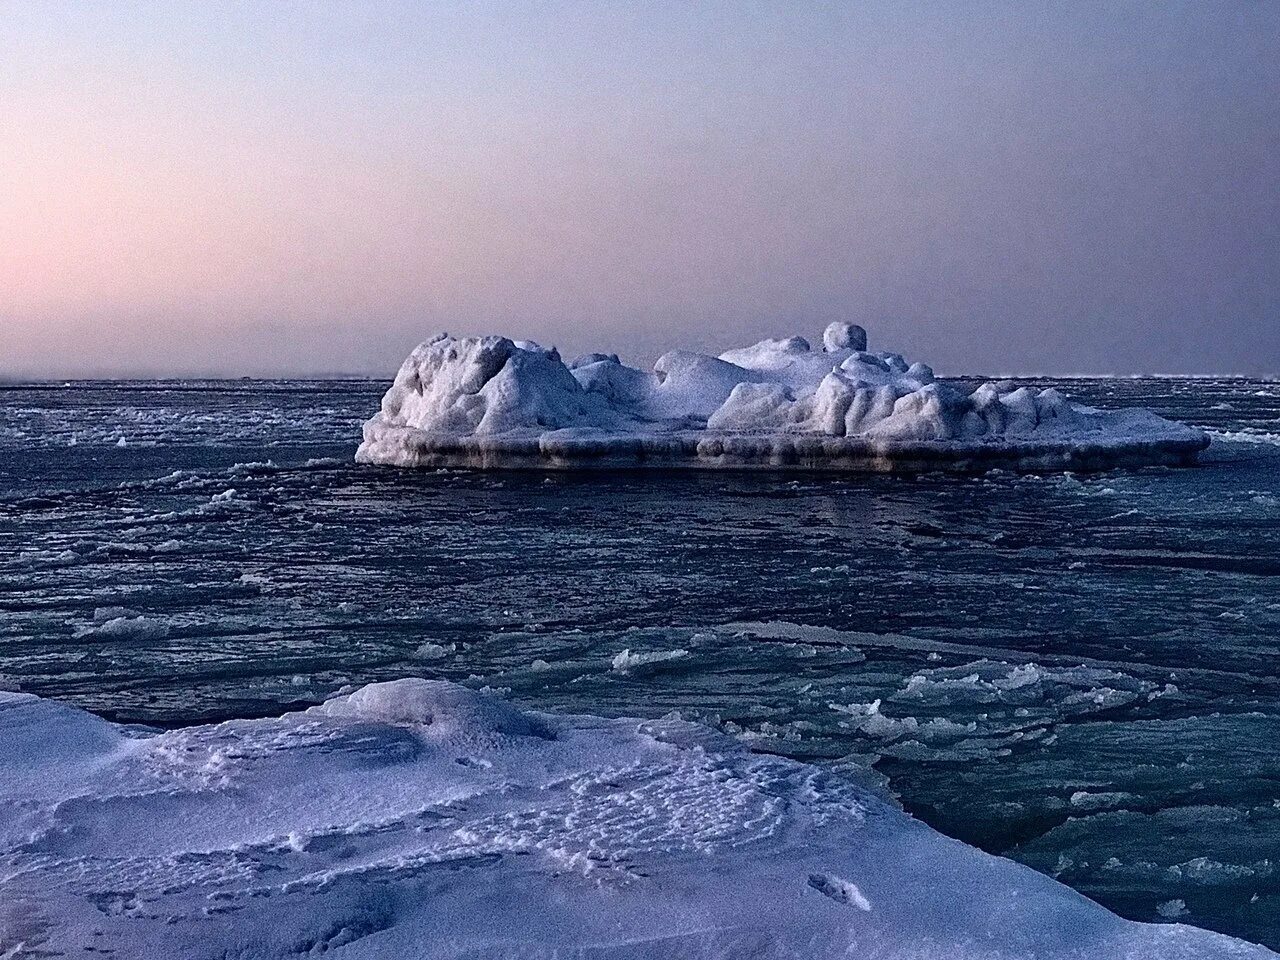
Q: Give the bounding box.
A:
[1,375,1278,948]
[1,680,1272,958]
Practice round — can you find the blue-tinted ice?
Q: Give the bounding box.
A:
[1,376,1278,946]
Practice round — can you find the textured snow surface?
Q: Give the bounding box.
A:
[356,326,1209,470]
[1,680,1272,959]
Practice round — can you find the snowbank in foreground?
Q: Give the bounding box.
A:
[1,680,1271,959]
[356,325,1209,471]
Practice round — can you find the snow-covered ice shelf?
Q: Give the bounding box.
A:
[356,325,1209,472]
[1,680,1271,959]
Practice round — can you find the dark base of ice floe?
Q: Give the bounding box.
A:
[356,428,1211,474]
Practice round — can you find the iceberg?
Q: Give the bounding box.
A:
[0,680,1271,958]
[356,325,1209,471]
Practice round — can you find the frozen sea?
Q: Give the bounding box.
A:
[2,376,1279,947]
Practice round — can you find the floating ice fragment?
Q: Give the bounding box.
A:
[94,605,140,623]
[1069,791,1140,811]
[610,648,690,673]
[76,615,171,641]
[356,326,1209,472]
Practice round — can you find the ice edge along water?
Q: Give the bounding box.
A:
[0,679,1273,959]
[356,324,1209,471]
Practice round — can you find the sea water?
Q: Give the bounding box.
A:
[1,376,1278,946]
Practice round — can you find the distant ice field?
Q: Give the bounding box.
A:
[1,375,1278,947]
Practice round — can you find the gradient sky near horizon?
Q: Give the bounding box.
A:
[2,1,1278,377]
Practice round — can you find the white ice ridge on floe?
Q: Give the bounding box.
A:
[356,324,1209,471]
[0,680,1271,959]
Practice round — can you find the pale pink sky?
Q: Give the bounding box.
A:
[3,2,1278,377]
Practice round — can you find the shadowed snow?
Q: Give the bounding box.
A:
[0,681,1272,959]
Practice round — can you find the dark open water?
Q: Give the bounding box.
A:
[2,376,1279,946]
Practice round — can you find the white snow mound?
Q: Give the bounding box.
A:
[0,681,1272,959]
[357,325,1208,471]
[312,677,552,741]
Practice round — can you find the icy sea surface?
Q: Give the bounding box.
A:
[2,376,1279,947]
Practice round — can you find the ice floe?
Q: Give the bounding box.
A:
[357,326,1209,471]
[0,679,1272,959]
[71,609,172,641]
[610,647,690,673]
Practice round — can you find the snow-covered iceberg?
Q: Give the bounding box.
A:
[1,680,1271,958]
[356,325,1209,471]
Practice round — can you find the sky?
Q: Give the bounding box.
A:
[2,1,1278,378]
